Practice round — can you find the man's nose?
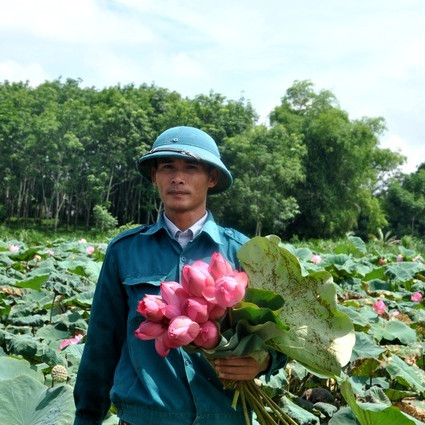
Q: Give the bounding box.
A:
[171,169,185,184]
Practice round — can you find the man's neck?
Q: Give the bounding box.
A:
[164,209,207,231]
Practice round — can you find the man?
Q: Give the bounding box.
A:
[73,126,284,425]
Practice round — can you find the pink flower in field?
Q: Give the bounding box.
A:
[78,238,87,243]
[183,297,209,323]
[46,249,54,256]
[311,254,322,264]
[167,316,200,348]
[391,310,400,316]
[396,254,403,262]
[9,244,19,253]
[33,254,42,261]
[411,292,423,302]
[181,261,215,298]
[209,252,233,280]
[378,258,387,265]
[137,295,166,321]
[86,246,95,255]
[214,272,248,308]
[193,320,220,349]
[59,333,83,351]
[372,299,387,315]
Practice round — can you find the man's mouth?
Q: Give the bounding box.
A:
[167,189,190,195]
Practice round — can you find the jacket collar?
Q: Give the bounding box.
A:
[142,211,222,245]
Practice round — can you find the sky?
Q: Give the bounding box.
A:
[1,0,424,173]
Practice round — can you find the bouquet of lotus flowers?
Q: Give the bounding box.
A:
[135,235,356,425]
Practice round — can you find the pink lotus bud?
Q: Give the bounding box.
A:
[183,297,209,323]
[137,295,166,321]
[215,272,247,308]
[33,255,42,261]
[372,299,387,315]
[86,246,95,255]
[59,333,83,351]
[411,292,423,302]
[391,310,400,316]
[160,281,188,319]
[378,258,387,265]
[311,254,322,264]
[167,315,200,347]
[181,263,215,297]
[9,244,19,253]
[155,333,171,357]
[208,252,233,280]
[396,254,403,262]
[193,320,220,349]
[208,303,227,320]
[134,320,166,340]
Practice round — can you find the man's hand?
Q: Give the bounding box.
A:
[213,354,270,381]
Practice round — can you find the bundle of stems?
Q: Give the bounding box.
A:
[231,380,298,425]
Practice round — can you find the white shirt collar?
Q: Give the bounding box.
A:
[163,212,208,248]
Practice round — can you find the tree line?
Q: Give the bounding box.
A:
[0,78,424,240]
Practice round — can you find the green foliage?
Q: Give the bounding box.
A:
[1,78,420,241]
[92,204,118,233]
[211,124,306,236]
[381,166,425,237]
[270,80,405,239]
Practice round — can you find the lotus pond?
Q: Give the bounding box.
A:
[1,235,425,425]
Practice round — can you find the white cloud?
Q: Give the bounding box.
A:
[381,135,424,173]
[0,0,155,44]
[0,60,48,86]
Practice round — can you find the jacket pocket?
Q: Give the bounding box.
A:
[123,274,166,287]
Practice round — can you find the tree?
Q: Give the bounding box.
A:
[270,80,404,239]
[210,124,306,236]
[382,164,425,237]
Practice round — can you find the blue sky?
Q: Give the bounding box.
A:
[1,0,424,172]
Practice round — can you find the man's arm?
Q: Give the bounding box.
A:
[73,250,127,425]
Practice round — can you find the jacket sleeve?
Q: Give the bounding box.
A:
[73,248,128,425]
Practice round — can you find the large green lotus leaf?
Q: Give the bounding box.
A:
[385,354,425,395]
[385,262,425,283]
[328,406,360,424]
[369,320,417,345]
[279,395,320,425]
[0,357,43,382]
[350,332,386,362]
[4,332,66,366]
[12,274,49,291]
[238,235,355,377]
[35,324,71,342]
[0,375,75,425]
[338,305,371,332]
[340,380,420,424]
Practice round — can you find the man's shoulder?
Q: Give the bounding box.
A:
[217,225,250,247]
[108,224,150,248]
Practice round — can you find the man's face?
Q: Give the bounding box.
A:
[151,158,218,217]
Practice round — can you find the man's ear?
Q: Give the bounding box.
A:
[151,167,157,186]
[208,168,219,188]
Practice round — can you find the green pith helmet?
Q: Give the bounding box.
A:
[137,126,233,194]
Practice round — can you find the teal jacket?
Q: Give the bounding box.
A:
[73,212,285,425]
